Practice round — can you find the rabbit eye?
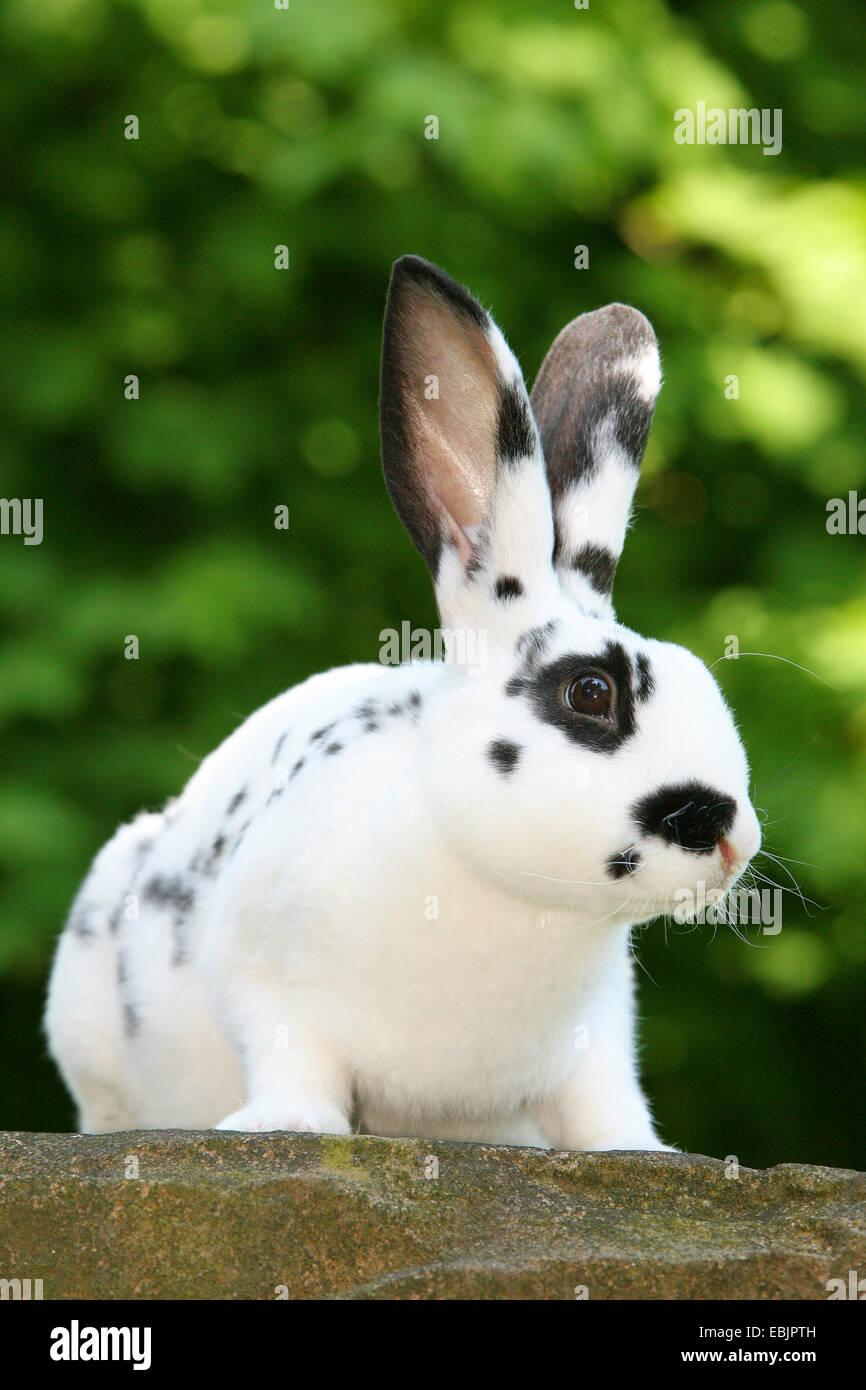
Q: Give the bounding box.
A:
[563,673,613,718]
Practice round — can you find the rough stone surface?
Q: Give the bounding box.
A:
[0,1131,863,1299]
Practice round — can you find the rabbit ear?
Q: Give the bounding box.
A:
[380,256,553,616]
[530,305,660,607]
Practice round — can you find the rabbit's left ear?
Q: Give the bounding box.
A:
[530,305,660,607]
[380,256,554,621]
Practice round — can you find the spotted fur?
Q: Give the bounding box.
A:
[46,256,760,1149]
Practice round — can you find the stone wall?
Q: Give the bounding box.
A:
[1,1131,864,1299]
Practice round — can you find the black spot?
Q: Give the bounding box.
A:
[290,758,305,779]
[362,720,380,733]
[607,847,641,880]
[386,693,423,722]
[141,875,196,969]
[354,699,380,721]
[266,785,285,806]
[206,834,227,872]
[325,742,343,755]
[571,543,617,596]
[464,547,485,579]
[230,820,252,858]
[488,739,522,775]
[506,640,637,754]
[142,874,196,915]
[108,904,123,935]
[635,652,654,703]
[69,907,96,940]
[226,788,248,814]
[117,954,139,1033]
[496,382,536,463]
[310,722,335,744]
[495,575,524,601]
[514,621,559,672]
[143,874,197,959]
[633,782,736,853]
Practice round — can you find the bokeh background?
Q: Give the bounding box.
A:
[1,0,864,1168]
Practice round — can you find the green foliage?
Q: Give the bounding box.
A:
[0,0,863,1164]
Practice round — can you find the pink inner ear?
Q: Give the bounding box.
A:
[436,497,477,569]
[399,282,501,549]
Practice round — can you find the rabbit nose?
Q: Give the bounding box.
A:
[633,782,737,853]
[727,803,762,866]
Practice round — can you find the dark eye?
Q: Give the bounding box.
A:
[563,673,613,718]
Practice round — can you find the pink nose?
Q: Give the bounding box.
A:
[719,836,737,870]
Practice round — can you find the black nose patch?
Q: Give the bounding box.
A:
[632,781,736,853]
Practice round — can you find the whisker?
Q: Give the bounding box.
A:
[519,870,616,888]
[761,847,826,871]
[710,652,838,690]
[752,733,821,793]
[753,851,824,915]
[628,930,659,988]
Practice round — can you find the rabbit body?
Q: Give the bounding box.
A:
[46,651,657,1147]
[46,257,761,1148]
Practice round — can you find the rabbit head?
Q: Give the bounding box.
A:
[380,256,760,920]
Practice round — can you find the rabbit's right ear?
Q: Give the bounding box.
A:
[530,305,660,609]
[380,256,553,620]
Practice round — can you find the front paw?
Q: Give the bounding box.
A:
[215,1094,351,1135]
[580,1134,679,1153]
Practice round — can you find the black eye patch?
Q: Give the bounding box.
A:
[514,620,559,670]
[635,652,654,703]
[506,640,637,753]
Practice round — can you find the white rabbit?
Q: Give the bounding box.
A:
[45,256,760,1148]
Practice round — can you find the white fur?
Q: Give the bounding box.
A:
[45,271,760,1150]
[622,346,662,404]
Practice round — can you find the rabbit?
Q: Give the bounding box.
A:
[45,255,761,1149]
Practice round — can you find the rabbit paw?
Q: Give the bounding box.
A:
[215,1094,351,1135]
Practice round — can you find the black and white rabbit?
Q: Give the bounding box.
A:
[46,256,760,1148]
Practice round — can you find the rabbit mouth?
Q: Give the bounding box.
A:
[717,856,749,893]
